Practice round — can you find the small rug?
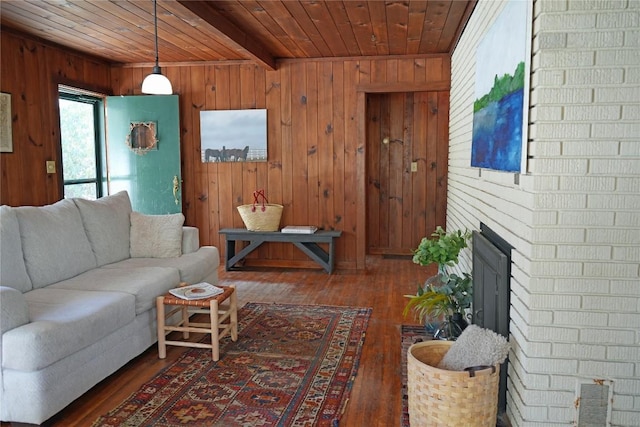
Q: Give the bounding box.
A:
[93,303,372,427]
[400,325,431,427]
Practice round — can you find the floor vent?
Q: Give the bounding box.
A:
[578,382,610,426]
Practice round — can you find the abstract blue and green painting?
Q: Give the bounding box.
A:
[471,0,530,173]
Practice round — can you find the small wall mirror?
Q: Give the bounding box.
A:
[126,121,157,155]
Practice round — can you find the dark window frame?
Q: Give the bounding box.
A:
[58,90,105,199]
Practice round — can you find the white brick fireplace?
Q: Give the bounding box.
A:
[448,0,639,425]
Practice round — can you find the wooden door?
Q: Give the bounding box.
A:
[105,95,182,214]
[366,92,448,256]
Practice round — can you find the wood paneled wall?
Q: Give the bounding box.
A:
[112,56,450,269]
[0,30,111,205]
[1,29,450,270]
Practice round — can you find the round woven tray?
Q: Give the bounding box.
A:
[407,340,500,427]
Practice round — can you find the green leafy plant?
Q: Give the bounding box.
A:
[412,226,471,268]
[405,227,473,327]
[403,272,472,323]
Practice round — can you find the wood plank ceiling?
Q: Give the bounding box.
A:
[0,0,475,69]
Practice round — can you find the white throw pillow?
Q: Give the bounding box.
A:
[437,324,510,371]
[130,212,184,258]
[74,191,132,266]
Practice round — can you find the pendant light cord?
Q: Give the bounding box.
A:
[142,0,172,93]
[153,0,159,67]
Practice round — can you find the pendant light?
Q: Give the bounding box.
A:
[141,0,172,95]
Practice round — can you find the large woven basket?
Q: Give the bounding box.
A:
[237,203,283,231]
[407,340,500,427]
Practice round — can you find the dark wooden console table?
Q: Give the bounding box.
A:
[219,228,342,274]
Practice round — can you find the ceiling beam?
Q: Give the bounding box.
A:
[449,0,478,53]
[176,0,277,71]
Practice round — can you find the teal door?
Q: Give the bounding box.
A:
[105,95,181,214]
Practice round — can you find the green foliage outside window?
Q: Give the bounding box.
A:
[59,98,98,199]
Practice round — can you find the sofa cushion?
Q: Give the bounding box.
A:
[50,266,180,314]
[0,287,29,334]
[14,199,97,289]
[182,226,200,254]
[102,246,220,285]
[0,206,32,292]
[74,191,132,267]
[130,212,184,258]
[2,288,135,371]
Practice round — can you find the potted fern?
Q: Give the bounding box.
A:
[404,226,472,340]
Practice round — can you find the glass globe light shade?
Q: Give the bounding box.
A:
[141,66,172,95]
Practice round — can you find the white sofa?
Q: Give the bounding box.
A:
[0,191,220,425]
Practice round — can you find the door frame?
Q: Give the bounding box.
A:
[355,80,450,269]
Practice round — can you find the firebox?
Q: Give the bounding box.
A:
[472,223,513,413]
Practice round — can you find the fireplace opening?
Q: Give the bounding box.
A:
[472,223,513,413]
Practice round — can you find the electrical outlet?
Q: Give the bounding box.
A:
[46,161,56,174]
[411,162,418,172]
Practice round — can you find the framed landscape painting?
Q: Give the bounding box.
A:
[471,0,532,173]
[200,109,267,163]
[0,92,12,153]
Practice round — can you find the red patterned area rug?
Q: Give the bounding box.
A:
[93,303,371,427]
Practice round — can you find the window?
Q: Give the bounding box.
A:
[58,89,105,199]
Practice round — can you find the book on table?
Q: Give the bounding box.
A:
[169,282,224,300]
[281,225,318,234]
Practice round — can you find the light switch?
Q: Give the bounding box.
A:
[46,160,56,174]
[411,162,418,172]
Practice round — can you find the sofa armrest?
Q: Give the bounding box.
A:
[182,226,200,254]
[0,286,29,334]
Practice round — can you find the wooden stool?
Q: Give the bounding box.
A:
[156,285,237,361]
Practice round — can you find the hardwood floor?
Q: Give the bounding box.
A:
[35,256,433,427]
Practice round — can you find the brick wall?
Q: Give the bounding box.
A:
[449,0,639,425]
